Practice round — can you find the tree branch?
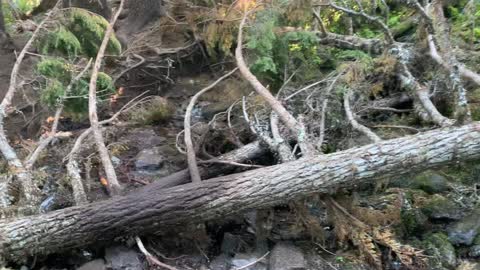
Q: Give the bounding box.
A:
[0,3,59,206]
[184,68,238,183]
[88,0,125,195]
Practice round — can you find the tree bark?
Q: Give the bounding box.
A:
[2,123,480,262]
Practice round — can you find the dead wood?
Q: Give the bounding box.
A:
[88,0,125,195]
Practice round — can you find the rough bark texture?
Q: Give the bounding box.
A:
[2,123,480,261]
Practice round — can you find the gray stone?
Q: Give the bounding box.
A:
[209,254,230,270]
[111,156,122,167]
[269,242,306,270]
[423,233,457,269]
[125,128,166,149]
[134,147,165,171]
[413,172,450,194]
[105,246,144,270]
[421,195,463,220]
[221,233,242,256]
[76,259,106,270]
[448,209,480,245]
[470,245,480,257]
[469,235,480,257]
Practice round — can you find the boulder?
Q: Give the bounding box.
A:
[269,242,306,270]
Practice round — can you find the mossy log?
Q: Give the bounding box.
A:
[2,123,480,262]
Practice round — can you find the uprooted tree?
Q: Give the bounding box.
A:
[0,0,480,268]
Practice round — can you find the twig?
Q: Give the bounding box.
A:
[372,125,420,133]
[314,242,336,256]
[344,89,382,143]
[135,236,179,270]
[329,1,394,43]
[184,68,238,183]
[198,159,264,168]
[364,107,411,113]
[234,251,270,270]
[88,0,125,195]
[318,72,343,150]
[0,2,59,205]
[113,53,145,84]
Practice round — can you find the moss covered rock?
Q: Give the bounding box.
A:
[423,233,457,269]
[448,208,480,245]
[421,195,463,221]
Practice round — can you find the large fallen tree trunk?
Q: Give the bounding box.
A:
[2,123,480,262]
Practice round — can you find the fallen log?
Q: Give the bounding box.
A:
[155,140,266,189]
[2,123,480,262]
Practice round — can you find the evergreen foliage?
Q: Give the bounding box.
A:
[36,58,115,118]
[37,8,122,59]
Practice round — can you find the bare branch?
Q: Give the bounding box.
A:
[66,92,149,205]
[184,68,238,183]
[0,3,59,205]
[236,11,312,156]
[88,0,125,195]
[344,89,382,143]
[329,1,394,43]
[135,236,179,270]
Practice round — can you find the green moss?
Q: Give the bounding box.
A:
[129,97,175,124]
[412,172,449,194]
[421,194,461,220]
[422,233,457,269]
[400,194,429,236]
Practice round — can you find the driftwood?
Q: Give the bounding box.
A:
[1,123,480,262]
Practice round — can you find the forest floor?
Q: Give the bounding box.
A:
[2,4,480,270]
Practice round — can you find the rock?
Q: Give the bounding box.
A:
[134,147,165,171]
[77,259,106,270]
[231,253,267,270]
[391,172,450,193]
[469,235,480,257]
[104,246,144,270]
[221,233,242,256]
[400,197,429,236]
[19,266,29,270]
[269,242,306,270]
[209,254,230,270]
[448,209,480,245]
[423,233,457,269]
[124,128,166,149]
[413,172,450,194]
[111,156,122,167]
[421,195,463,220]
